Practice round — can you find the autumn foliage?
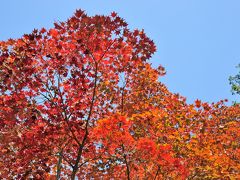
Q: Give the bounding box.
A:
[0,10,239,179]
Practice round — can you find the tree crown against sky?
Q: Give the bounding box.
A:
[0,9,239,179]
[1,1,240,104]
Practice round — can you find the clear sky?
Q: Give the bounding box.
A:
[1,0,239,104]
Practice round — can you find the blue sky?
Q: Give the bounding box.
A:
[1,0,239,104]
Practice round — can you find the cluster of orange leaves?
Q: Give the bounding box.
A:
[0,10,239,179]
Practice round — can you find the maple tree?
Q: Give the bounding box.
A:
[0,9,239,179]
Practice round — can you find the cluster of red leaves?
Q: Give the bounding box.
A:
[0,9,239,179]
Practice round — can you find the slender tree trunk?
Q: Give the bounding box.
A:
[70,132,87,180]
[70,41,114,179]
[153,166,160,180]
[70,62,98,180]
[124,154,131,180]
[122,144,130,180]
[56,150,63,180]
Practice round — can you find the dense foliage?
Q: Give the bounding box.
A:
[0,10,239,179]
